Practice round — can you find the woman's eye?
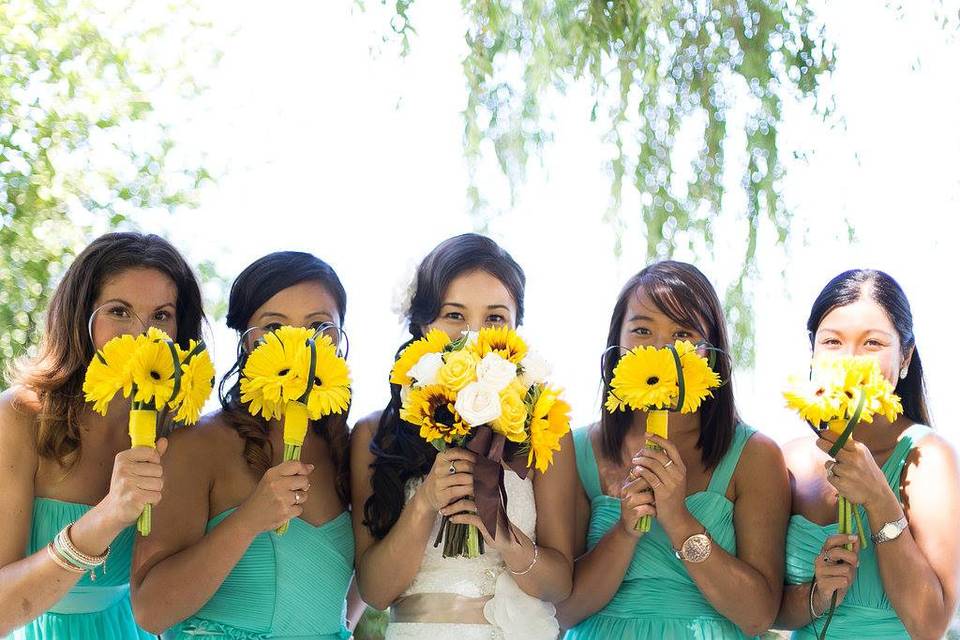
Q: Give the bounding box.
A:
[265,322,282,332]
[153,310,171,322]
[674,330,692,339]
[865,339,884,348]
[822,338,841,346]
[444,312,465,321]
[632,327,651,336]
[310,321,324,330]
[109,306,131,318]
[486,315,505,324]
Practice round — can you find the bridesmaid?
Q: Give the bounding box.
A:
[0,232,203,639]
[776,269,960,639]
[351,233,575,640]
[557,260,790,638]
[131,252,360,639]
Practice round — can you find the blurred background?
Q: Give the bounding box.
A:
[2,0,959,637]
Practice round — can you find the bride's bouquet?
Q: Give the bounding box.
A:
[240,325,351,534]
[82,327,215,535]
[392,327,570,558]
[605,340,722,532]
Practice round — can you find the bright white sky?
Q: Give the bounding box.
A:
[114,0,958,447]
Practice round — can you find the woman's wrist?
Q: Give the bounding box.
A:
[74,504,124,555]
[863,483,901,519]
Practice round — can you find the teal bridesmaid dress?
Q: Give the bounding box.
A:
[784,424,933,639]
[5,497,153,640]
[566,423,758,640]
[167,509,354,640]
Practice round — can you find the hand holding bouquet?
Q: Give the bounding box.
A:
[83,327,215,535]
[392,327,570,558]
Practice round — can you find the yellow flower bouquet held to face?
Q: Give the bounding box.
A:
[783,355,903,547]
[605,340,722,532]
[83,327,215,536]
[392,326,571,558]
[239,325,351,535]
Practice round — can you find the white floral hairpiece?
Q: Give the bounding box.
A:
[390,259,419,324]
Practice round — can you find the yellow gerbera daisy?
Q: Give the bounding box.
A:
[605,345,678,412]
[492,382,529,443]
[172,343,215,424]
[390,330,452,386]
[303,334,352,419]
[783,376,844,426]
[469,326,528,364]
[83,334,139,415]
[130,336,177,408]
[527,385,571,473]
[400,384,471,444]
[240,326,311,420]
[675,340,722,413]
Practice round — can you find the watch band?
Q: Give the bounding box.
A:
[871,515,908,545]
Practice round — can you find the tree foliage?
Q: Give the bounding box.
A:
[384,0,835,363]
[0,0,213,380]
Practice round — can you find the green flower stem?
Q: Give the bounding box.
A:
[275,443,302,536]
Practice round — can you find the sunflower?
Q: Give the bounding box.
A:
[605,345,678,413]
[400,384,471,444]
[469,326,528,364]
[130,335,177,408]
[240,326,311,420]
[527,385,571,472]
[492,381,529,443]
[390,330,452,386]
[303,334,352,419]
[675,340,722,413]
[171,342,215,424]
[83,334,140,415]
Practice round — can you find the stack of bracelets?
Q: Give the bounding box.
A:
[45,523,110,581]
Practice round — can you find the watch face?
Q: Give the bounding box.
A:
[880,523,898,538]
[682,533,712,563]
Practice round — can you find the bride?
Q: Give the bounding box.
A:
[350,233,575,640]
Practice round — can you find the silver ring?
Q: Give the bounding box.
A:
[448,462,456,475]
[663,460,674,469]
[294,492,301,505]
[826,461,837,477]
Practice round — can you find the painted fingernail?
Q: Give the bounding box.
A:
[307,464,315,471]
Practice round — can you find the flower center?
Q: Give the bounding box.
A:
[646,376,660,385]
[150,370,161,381]
[432,401,456,429]
[278,368,290,376]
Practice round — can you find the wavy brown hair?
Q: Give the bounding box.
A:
[11,232,205,469]
[217,251,351,506]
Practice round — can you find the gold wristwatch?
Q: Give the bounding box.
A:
[674,530,712,563]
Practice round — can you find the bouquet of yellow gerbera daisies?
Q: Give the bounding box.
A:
[83,327,215,535]
[239,325,351,534]
[605,340,722,532]
[393,326,571,558]
[783,355,902,547]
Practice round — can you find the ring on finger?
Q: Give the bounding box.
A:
[294,492,302,505]
[826,461,837,477]
[663,460,674,469]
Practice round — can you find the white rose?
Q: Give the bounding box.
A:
[408,352,444,387]
[461,330,479,348]
[519,351,552,387]
[475,352,518,392]
[399,384,412,406]
[455,381,503,426]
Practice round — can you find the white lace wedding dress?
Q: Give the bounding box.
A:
[384,471,559,640]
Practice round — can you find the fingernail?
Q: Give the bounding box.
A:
[307,464,315,471]
[848,535,857,541]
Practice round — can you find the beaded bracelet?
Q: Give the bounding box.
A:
[508,544,539,576]
[46,542,85,575]
[53,523,110,581]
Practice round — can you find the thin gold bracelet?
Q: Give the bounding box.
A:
[46,543,85,574]
[508,544,539,576]
[808,580,825,620]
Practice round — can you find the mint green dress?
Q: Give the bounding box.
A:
[566,424,758,639]
[167,509,354,640]
[784,424,932,639]
[4,497,153,640]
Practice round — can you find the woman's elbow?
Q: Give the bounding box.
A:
[903,613,954,640]
[131,599,168,635]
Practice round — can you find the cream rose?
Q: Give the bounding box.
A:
[519,351,552,387]
[408,352,444,387]
[475,352,518,392]
[455,381,503,426]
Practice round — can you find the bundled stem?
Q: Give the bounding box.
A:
[635,409,668,532]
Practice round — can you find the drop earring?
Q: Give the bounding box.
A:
[899,366,908,380]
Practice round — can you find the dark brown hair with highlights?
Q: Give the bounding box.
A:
[12,232,205,469]
[600,260,739,469]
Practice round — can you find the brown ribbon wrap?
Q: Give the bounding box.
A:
[390,593,491,624]
[465,425,529,542]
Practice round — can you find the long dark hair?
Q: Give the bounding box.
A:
[807,269,930,426]
[600,261,739,469]
[364,233,526,539]
[13,232,205,469]
[218,251,351,505]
